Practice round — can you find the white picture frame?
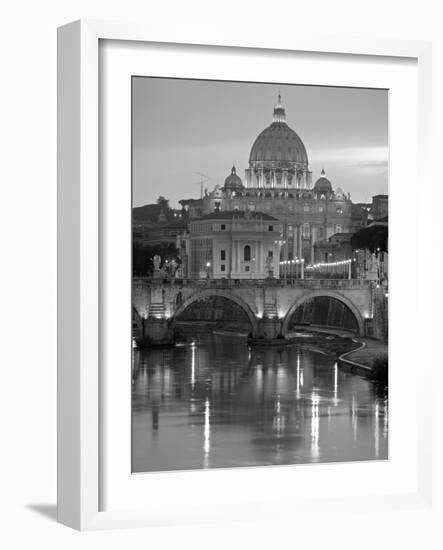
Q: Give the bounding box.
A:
[57,19,433,531]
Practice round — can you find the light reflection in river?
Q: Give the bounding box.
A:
[131,332,388,472]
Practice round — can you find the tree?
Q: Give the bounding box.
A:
[156,196,169,207]
[351,224,388,255]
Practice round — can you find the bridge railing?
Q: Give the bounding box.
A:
[132,277,373,289]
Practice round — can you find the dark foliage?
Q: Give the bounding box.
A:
[132,196,174,223]
[371,353,388,384]
[156,196,169,207]
[351,225,388,254]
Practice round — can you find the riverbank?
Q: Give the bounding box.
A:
[286,327,361,357]
[339,338,388,371]
[287,326,388,374]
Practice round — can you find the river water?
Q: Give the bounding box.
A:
[132,332,388,472]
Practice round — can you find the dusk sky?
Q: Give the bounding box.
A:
[133,77,388,208]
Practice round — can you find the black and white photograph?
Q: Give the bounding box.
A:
[131,77,389,473]
[5,0,440,542]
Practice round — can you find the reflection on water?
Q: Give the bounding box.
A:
[132,333,388,472]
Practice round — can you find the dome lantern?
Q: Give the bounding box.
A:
[272,92,286,123]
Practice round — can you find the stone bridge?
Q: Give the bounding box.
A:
[133,278,379,344]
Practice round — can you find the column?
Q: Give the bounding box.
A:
[229,237,234,278]
[233,240,237,274]
[310,225,315,264]
[260,241,264,276]
[297,224,302,259]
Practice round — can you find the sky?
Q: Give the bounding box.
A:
[132,77,388,208]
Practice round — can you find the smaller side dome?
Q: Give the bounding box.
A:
[313,168,333,193]
[224,165,244,191]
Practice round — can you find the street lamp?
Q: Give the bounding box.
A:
[206,261,211,279]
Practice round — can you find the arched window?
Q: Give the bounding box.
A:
[244,245,251,262]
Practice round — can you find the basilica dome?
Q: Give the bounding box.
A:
[224,165,244,191]
[313,169,333,193]
[249,95,309,168]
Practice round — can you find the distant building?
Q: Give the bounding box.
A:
[178,197,205,219]
[313,232,354,264]
[354,249,388,282]
[370,195,388,220]
[353,217,388,282]
[186,211,282,279]
[180,95,367,263]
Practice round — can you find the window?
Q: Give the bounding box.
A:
[335,224,342,233]
[318,206,324,213]
[220,224,226,230]
[268,250,273,258]
[268,225,273,231]
[244,245,251,262]
[245,265,250,272]
[221,264,226,272]
[220,250,226,261]
[336,207,343,214]
[303,204,310,212]
[303,223,310,239]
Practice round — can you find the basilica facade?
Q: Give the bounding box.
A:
[181,95,367,266]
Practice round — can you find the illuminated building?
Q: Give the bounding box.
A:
[186,210,282,279]
[183,95,367,264]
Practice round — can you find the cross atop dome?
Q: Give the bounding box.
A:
[272,92,286,123]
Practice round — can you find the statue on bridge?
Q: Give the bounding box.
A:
[152,254,162,278]
[265,255,274,278]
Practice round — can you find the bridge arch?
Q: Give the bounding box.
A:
[171,289,260,337]
[282,290,365,337]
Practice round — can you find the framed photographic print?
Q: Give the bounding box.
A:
[57,20,433,530]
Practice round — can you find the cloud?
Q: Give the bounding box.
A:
[310,146,388,167]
